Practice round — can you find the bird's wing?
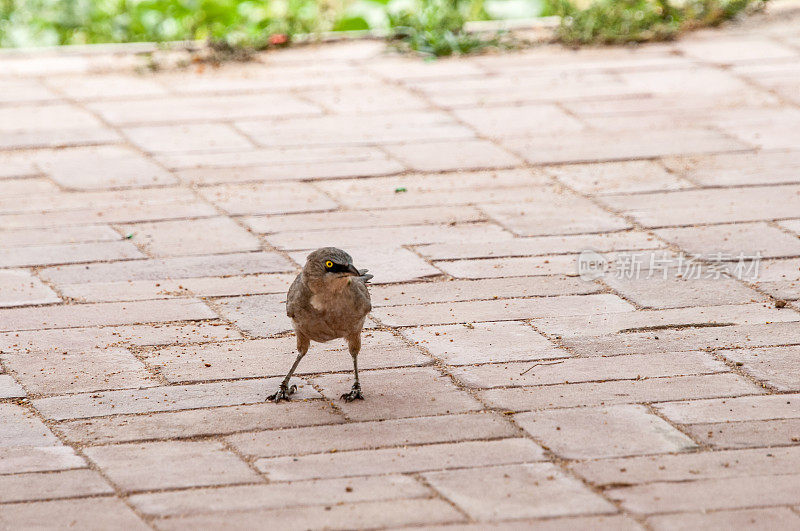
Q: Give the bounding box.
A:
[350,276,372,315]
[286,273,308,318]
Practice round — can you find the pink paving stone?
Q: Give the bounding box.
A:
[0,298,215,332]
[226,412,514,458]
[2,347,157,396]
[406,514,644,531]
[212,293,292,336]
[0,152,38,178]
[647,507,800,531]
[423,463,616,521]
[0,374,26,398]
[32,377,319,421]
[87,93,321,125]
[58,273,295,303]
[255,438,545,481]
[779,219,800,236]
[0,403,60,447]
[0,176,58,196]
[31,145,176,190]
[55,401,343,446]
[661,150,800,187]
[683,418,800,449]
[546,160,691,195]
[452,104,585,137]
[142,330,429,383]
[480,194,631,236]
[478,373,764,412]
[372,293,634,327]
[370,277,601,307]
[514,404,697,459]
[718,346,800,391]
[450,351,726,389]
[384,139,522,172]
[38,251,293,284]
[44,73,169,100]
[153,498,464,531]
[435,254,581,279]
[401,321,568,365]
[0,469,113,503]
[243,205,485,234]
[84,440,260,492]
[0,269,60,307]
[118,216,261,257]
[654,222,800,259]
[311,366,483,421]
[607,474,800,514]
[0,103,120,149]
[129,475,431,518]
[0,497,150,531]
[0,78,59,103]
[198,181,338,216]
[653,393,800,424]
[123,123,254,153]
[676,36,799,64]
[0,446,86,475]
[289,246,441,284]
[303,84,430,113]
[0,240,144,267]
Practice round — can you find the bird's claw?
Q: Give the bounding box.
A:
[341,384,364,402]
[268,384,297,403]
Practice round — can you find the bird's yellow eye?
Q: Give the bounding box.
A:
[325,260,333,268]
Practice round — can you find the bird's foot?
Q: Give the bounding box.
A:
[268,383,297,403]
[341,383,364,402]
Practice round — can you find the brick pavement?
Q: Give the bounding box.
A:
[1,6,800,530]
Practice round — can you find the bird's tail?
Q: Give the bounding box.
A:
[357,269,374,283]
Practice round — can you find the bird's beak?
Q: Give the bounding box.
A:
[346,264,360,276]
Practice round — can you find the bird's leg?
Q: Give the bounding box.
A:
[341,333,364,401]
[268,333,309,403]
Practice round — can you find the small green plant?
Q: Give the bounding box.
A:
[550,0,767,45]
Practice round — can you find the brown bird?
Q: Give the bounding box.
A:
[268,247,373,402]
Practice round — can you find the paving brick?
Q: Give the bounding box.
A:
[370,277,601,307]
[408,514,644,531]
[608,473,800,514]
[0,374,26,398]
[373,294,635,327]
[32,145,176,190]
[655,222,800,259]
[304,84,430,113]
[212,293,292,336]
[45,73,169,99]
[384,139,521,172]
[0,299,214,332]
[662,150,800,187]
[153,498,464,531]
[751,258,800,301]
[415,231,660,261]
[0,446,86,475]
[0,225,120,247]
[435,254,582,279]
[423,463,616,520]
[677,36,799,64]
[0,78,59,103]
[124,123,254,153]
[599,185,800,227]
[780,219,800,236]
[198,182,338,216]
[0,176,58,196]
[227,412,513,458]
[85,440,260,492]
[0,240,144,267]
[39,251,293,284]
[547,160,690,195]
[481,194,630,236]
[647,507,800,531]
[311,366,483,421]
[402,321,567,365]
[451,351,726,389]
[255,438,544,480]
[0,469,113,503]
[572,446,800,486]
[32,377,320,421]
[0,321,241,353]
[243,205,484,234]
[479,373,764,411]
[119,216,261,257]
[719,346,800,391]
[144,330,428,383]
[130,474,430,518]
[654,393,800,424]
[0,103,120,149]
[287,246,441,284]
[0,403,60,447]
[684,418,800,449]
[56,401,342,445]
[0,269,60,307]
[59,273,295,303]
[453,104,584,137]
[0,497,149,531]
[502,128,747,165]
[2,347,157,396]
[272,222,512,251]
[515,404,697,459]
[88,93,321,124]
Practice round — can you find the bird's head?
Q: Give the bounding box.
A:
[303,247,361,281]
